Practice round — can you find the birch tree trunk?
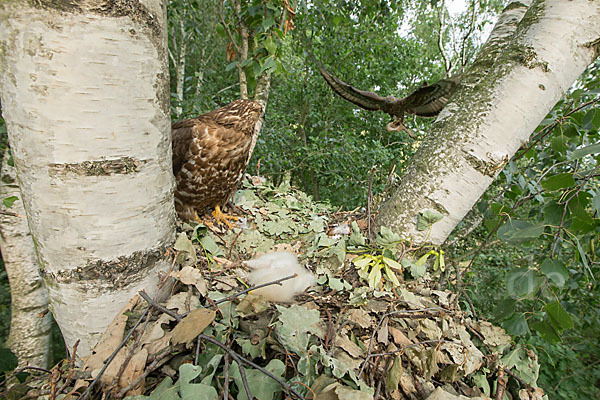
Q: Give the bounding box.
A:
[0,1,176,357]
[375,0,600,245]
[0,150,51,368]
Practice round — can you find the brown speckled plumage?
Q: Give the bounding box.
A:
[172,99,263,221]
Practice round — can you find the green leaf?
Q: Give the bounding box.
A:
[506,268,542,299]
[348,221,365,246]
[216,22,227,37]
[174,232,197,264]
[545,301,574,331]
[367,262,383,289]
[125,376,176,399]
[541,173,575,190]
[582,108,599,130]
[416,210,443,231]
[263,35,277,55]
[179,364,218,400]
[199,234,224,257]
[539,259,569,287]
[593,192,600,215]
[230,359,285,400]
[386,357,402,393]
[503,313,529,336]
[497,220,544,244]
[569,143,600,160]
[376,226,401,247]
[382,256,402,271]
[574,236,592,276]
[530,320,561,343]
[2,195,18,208]
[225,61,238,72]
[550,135,568,153]
[276,305,320,355]
[0,347,18,371]
[542,201,565,225]
[352,255,373,269]
[493,298,516,320]
[260,57,277,74]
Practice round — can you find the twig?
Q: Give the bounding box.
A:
[80,306,150,400]
[139,291,182,321]
[197,334,305,400]
[54,340,79,398]
[228,230,243,259]
[504,368,535,391]
[212,273,297,306]
[223,354,230,400]
[495,366,506,400]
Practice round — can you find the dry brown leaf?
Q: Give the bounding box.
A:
[214,276,238,290]
[334,334,364,358]
[377,317,389,345]
[213,256,234,268]
[120,348,148,395]
[176,266,208,296]
[83,295,139,372]
[171,308,216,345]
[345,308,374,329]
[389,326,413,346]
[144,331,172,356]
[165,292,200,314]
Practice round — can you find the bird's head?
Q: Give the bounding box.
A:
[218,99,264,133]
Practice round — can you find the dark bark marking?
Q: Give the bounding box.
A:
[49,157,148,176]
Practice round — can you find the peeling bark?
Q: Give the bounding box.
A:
[375,0,600,245]
[0,0,176,357]
[0,150,51,368]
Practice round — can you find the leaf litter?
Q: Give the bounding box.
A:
[9,175,548,400]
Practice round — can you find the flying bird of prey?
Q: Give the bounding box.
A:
[318,65,461,135]
[172,99,263,227]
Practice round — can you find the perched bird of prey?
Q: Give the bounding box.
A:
[172,99,263,226]
[318,65,461,135]
[244,252,316,302]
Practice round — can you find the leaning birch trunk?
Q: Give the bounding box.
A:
[0,1,176,357]
[375,0,600,245]
[0,150,51,368]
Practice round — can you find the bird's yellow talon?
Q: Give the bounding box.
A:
[212,205,238,230]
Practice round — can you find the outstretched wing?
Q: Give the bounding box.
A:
[402,75,461,117]
[318,66,403,117]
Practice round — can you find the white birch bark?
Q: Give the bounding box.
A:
[174,18,187,118]
[0,1,176,357]
[0,150,51,368]
[375,0,600,245]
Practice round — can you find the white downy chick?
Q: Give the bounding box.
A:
[244,252,316,302]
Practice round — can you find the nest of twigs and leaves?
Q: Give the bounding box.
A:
[2,175,547,400]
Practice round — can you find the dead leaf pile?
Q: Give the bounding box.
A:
[8,175,546,400]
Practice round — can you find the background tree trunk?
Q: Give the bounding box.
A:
[0,1,176,357]
[0,150,51,368]
[375,0,600,245]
